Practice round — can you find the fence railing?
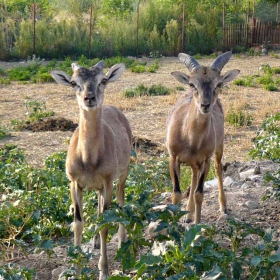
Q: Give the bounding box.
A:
[223,19,280,50]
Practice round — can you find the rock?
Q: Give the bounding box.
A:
[218,214,228,222]
[148,220,167,239]
[245,200,259,210]
[205,178,218,188]
[223,176,235,187]
[241,183,250,191]
[240,168,255,180]
[52,266,68,280]
[248,175,262,181]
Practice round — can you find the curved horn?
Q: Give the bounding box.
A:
[210,51,232,72]
[178,53,201,72]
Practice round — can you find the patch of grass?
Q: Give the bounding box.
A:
[123,84,170,98]
[147,59,159,73]
[270,51,279,59]
[11,100,55,130]
[0,124,11,139]
[233,75,256,87]
[130,63,146,73]
[0,68,6,76]
[262,83,278,91]
[0,78,11,84]
[257,74,274,85]
[227,106,253,127]
[193,53,205,59]
[175,85,185,91]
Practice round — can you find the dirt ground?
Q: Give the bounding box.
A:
[0,55,279,279]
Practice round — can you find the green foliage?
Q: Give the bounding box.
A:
[227,106,253,127]
[0,123,11,139]
[262,83,278,91]
[0,146,72,259]
[24,99,55,122]
[11,99,55,130]
[0,78,11,84]
[123,84,170,98]
[233,75,256,87]
[0,263,35,280]
[59,245,98,279]
[130,64,146,73]
[147,59,159,73]
[250,113,280,162]
[250,113,280,200]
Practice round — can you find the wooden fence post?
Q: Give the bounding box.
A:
[136,2,139,57]
[181,3,185,53]
[88,5,93,59]
[32,3,36,56]
[276,2,279,22]
[222,3,225,50]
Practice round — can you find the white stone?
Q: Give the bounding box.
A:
[148,220,167,238]
[241,183,250,191]
[52,266,67,279]
[240,169,255,180]
[223,176,235,187]
[205,178,218,188]
[218,214,228,222]
[245,200,258,210]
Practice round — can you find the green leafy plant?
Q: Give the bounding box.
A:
[123,84,170,98]
[227,106,253,127]
[0,263,35,279]
[0,123,11,139]
[130,64,146,73]
[147,59,159,73]
[250,113,280,200]
[233,75,256,87]
[24,100,55,122]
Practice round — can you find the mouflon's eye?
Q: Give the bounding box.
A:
[101,78,107,85]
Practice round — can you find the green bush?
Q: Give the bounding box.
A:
[130,64,146,73]
[250,113,280,162]
[262,83,278,91]
[0,124,11,139]
[250,113,280,200]
[233,75,256,87]
[123,84,170,98]
[227,107,253,127]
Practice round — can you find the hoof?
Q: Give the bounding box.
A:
[218,213,228,222]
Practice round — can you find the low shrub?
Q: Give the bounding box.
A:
[227,106,253,127]
[123,84,170,98]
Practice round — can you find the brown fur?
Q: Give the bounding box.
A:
[51,62,131,280]
[167,52,239,224]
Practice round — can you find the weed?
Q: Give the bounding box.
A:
[147,59,159,73]
[0,78,10,84]
[175,85,185,91]
[0,68,6,76]
[233,75,256,87]
[0,124,11,139]
[130,64,146,73]
[270,51,279,58]
[123,84,170,98]
[262,83,278,91]
[227,106,253,127]
[0,264,35,279]
[257,74,274,85]
[24,100,55,122]
[193,53,204,59]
